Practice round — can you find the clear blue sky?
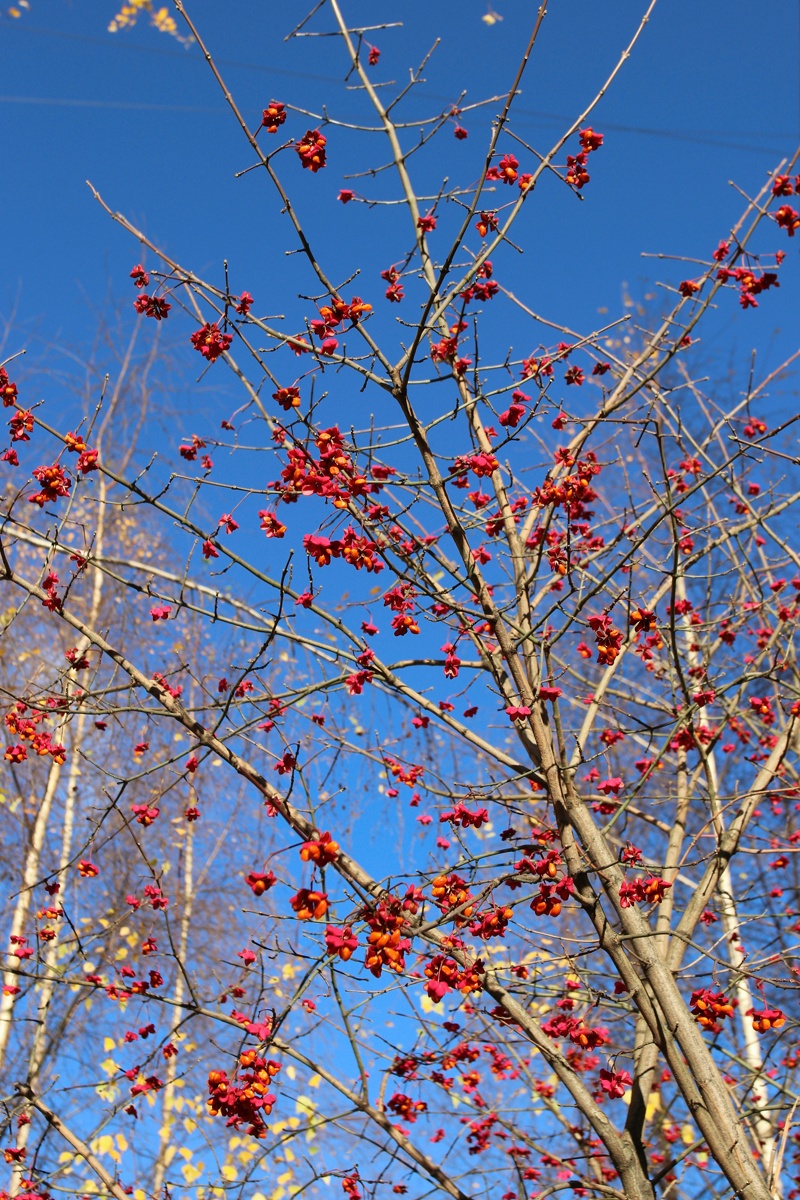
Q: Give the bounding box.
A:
[2,0,798,384]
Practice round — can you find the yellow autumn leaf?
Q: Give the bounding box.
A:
[220,1165,237,1182]
[151,7,177,34]
[91,1135,119,1163]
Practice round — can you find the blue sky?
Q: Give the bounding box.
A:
[2,0,799,384]
[2,7,800,1177]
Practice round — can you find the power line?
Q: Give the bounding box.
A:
[0,93,219,113]
[0,91,789,158]
[2,22,795,154]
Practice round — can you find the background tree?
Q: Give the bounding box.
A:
[1,5,800,1200]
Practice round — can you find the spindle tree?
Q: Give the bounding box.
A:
[2,5,800,1200]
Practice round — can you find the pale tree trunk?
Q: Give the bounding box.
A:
[717,862,780,1189]
[7,468,109,1196]
[0,756,64,1071]
[672,572,779,1189]
[8,703,85,1196]
[150,776,196,1200]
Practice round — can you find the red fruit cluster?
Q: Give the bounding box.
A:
[515,848,574,919]
[0,366,17,410]
[774,205,800,236]
[133,294,171,320]
[385,756,424,787]
[439,803,489,829]
[68,439,98,474]
[276,425,388,509]
[431,873,475,924]
[618,876,672,908]
[542,1012,608,1049]
[300,830,340,866]
[586,614,624,667]
[565,127,603,189]
[361,891,418,977]
[497,387,531,429]
[771,173,800,197]
[423,953,485,1001]
[690,988,735,1033]
[468,905,513,940]
[325,925,359,961]
[190,322,232,362]
[716,264,780,309]
[460,260,498,306]
[430,322,471,376]
[532,454,600,515]
[259,511,286,539]
[129,263,149,287]
[295,129,327,172]
[303,527,383,573]
[5,704,65,766]
[450,451,499,481]
[490,153,519,185]
[596,1066,631,1100]
[28,463,71,508]
[309,295,372,354]
[207,1050,281,1137]
[387,1092,427,1122]
[529,876,574,918]
[290,889,329,920]
[261,101,286,133]
[245,870,276,897]
[381,264,404,302]
[747,1006,785,1033]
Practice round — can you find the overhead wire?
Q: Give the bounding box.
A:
[0,22,794,156]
